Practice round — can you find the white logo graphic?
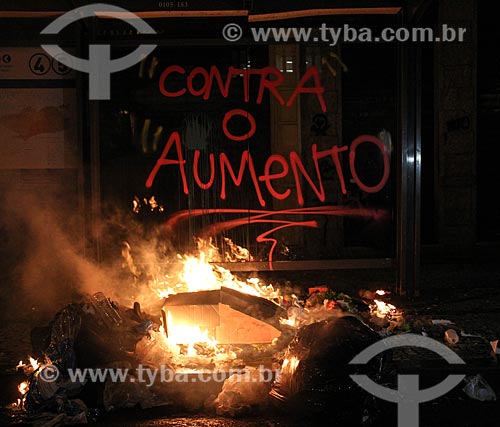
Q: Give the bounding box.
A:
[41,3,157,99]
[350,334,466,427]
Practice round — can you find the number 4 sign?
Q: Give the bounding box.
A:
[0,47,74,80]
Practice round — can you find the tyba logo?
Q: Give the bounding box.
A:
[41,3,157,100]
[350,333,466,427]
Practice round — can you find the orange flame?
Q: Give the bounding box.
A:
[372,299,397,318]
[152,239,279,301]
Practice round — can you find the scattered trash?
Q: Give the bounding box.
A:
[431,319,454,326]
[358,289,376,300]
[26,399,91,427]
[460,331,483,338]
[444,329,460,345]
[8,228,499,426]
[103,374,163,412]
[213,367,272,417]
[308,286,328,295]
[368,299,404,334]
[270,315,393,423]
[21,292,159,421]
[463,374,497,402]
[280,288,374,328]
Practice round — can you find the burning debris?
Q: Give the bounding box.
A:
[278,286,404,336]
[12,238,406,426]
[162,287,285,345]
[18,292,158,421]
[270,316,392,424]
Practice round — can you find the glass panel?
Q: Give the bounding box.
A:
[98,15,398,266]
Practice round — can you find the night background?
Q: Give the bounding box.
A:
[0,1,499,426]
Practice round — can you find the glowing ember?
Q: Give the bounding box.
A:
[375,289,387,296]
[18,381,28,395]
[372,299,397,318]
[29,357,39,371]
[281,356,300,375]
[132,196,140,213]
[279,317,298,327]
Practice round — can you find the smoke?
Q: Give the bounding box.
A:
[0,177,285,324]
[0,182,175,321]
[0,191,94,319]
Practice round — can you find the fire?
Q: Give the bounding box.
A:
[367,296,404,332]
[279,317,298,328]
[281,356,300,375]
[372,299,396,318]
[29,357,39,370]
[152,238,279,300]
[178,252,222,292]
[15,356,41,408]
[130,238,282,359]
[222,237,253,262]
[155,311,222,360]
[279,304,305,328]
[18,381,29,395]
[165,311,217,356]
[167,323,213,346]
[16,356,40,374]
[176,252,277,298]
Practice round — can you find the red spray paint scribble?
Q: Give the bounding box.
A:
[165,206,385,270]
[255,222,318,269]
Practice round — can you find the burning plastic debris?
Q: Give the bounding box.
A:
[14,356,42,410]
[369,297,404,331]
[277,287,404,336]
[372,299,396,317]
[279,288,366,329]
